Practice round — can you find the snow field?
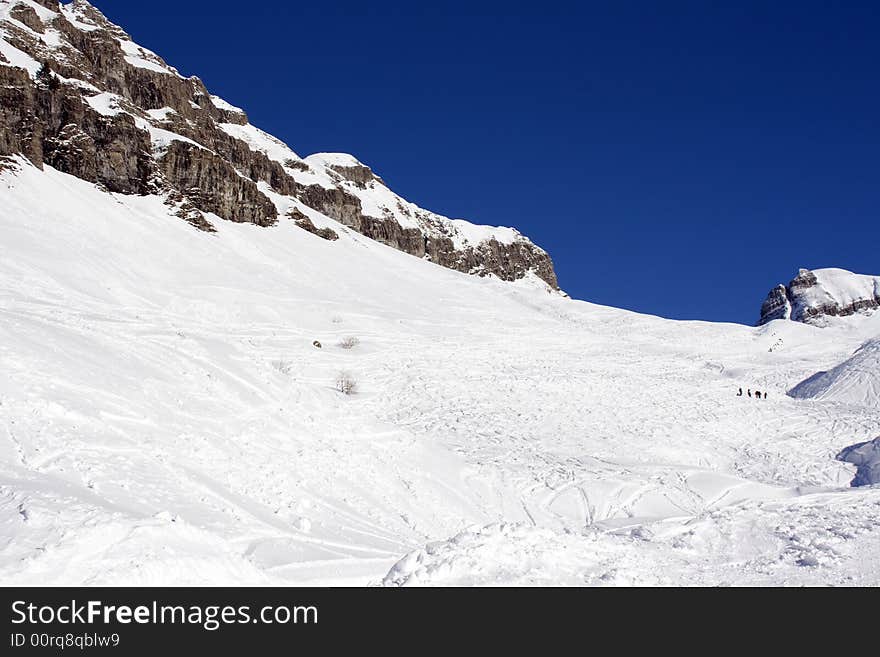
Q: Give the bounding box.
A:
[0,162,878,585]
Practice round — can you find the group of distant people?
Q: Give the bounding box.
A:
[737,388,767,400]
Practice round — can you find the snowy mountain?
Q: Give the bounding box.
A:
[759,268,880,326]
[0,0,557,288]
[2,2,880,587]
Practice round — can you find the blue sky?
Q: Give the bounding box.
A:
[94,0,879,324]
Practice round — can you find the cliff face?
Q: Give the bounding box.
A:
[758,268,880,326]
[0,0,559,289]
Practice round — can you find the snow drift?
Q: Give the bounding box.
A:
[837,438,880,487]
[788,339,880,407]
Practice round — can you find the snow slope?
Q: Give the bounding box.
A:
[837,438,880,487]
[1,161,879,585]
[789,338,880,407]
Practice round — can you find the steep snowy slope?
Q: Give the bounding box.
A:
[1,160,879,586]
[789,338,880,407]
[0,0,557,288]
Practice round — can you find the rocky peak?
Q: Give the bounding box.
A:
[758,268,880,326]
[309,152,385,188]
[0,0,559,290]
[66,0,124,34]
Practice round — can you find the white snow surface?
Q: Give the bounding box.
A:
[0,33,39,76]
[209,94,244,114]
[837,438,880,487]
[218,122,303,166]
[0,0,41,77]
[305,152,363,169]
[788,338,880,407]
[58,1,102,33]
[116,37,177,76]
[84,91,123,117]
[1,162,880,586]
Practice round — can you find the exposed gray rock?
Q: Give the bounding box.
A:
[328,163,385,188]
[9,3,44,33]
[0,63,152,193]
[165,190,215,232]
[759,284,791,323]
[288,209,339,241]
[30,0,60,11]
[158,142,277,226]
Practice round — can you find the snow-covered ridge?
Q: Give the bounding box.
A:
[0,0,559,288]
[0,0,178,76]
[759,268,880,326]
[303,152,530,249]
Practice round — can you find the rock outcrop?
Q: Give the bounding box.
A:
[0,0,559,289]
[758,268,880,326]
[158,141,277,226]
[288,208,339,241]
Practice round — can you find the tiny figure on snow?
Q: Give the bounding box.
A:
[737,388,743,396]
[313,340,322,349]
[755,391,762,399]
[748,389,752,398]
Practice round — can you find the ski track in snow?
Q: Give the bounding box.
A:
[1,162,879,585]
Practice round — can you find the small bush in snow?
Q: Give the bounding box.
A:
[272,359,293,376]
[338,336,360,349]
[335,372,357,395]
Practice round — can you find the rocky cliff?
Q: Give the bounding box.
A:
[0,0,558,289]
[758,268,880,326]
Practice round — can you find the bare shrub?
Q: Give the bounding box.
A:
[338,336,360,350]
[272,359,293,376]
[335,371,357,395]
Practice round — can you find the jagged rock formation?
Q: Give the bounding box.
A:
[287,208,339,241]
[0,0,558,288]
[758,268,880,326]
